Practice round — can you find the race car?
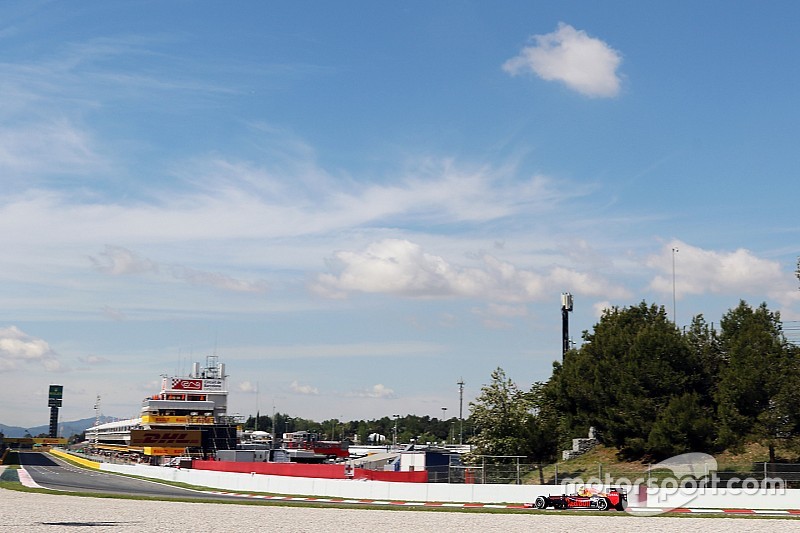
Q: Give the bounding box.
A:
[527,487,627,511]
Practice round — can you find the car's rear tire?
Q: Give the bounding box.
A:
[596,497,609,511]
[534,496,548,509]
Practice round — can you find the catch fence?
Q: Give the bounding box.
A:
[432,457,800,489]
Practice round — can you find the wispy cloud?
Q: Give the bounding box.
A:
[77,354,110,365]
[101,306,127,321]
[226,341,443,361]
[0,118,108,179]
[471,303,529,330]
[503,23,623,98]
[89,245,268,293]
[0,156,589,248]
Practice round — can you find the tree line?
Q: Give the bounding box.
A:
[243,412,473,446]
[467,300,800,464]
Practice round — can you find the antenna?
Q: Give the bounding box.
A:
[561,293,574,359]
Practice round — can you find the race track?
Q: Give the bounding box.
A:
[16,452,247,502]
[2,487,799,533]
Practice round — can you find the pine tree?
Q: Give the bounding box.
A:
[716,301,797,462]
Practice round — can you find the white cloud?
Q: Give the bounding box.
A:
[593,300,613,317]
[0,326,63,372]
[290,380,319,395]
[348,384,396,399]
[313,239,631,303]
[238,381,257,393]
[90,245,268,293]
[647,241,786,297]
[503,23,622,98]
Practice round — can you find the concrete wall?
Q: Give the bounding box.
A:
[98,462,800,509]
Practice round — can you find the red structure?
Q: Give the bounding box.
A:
[193,460,428,483]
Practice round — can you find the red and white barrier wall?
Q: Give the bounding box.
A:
[98,462,800,510]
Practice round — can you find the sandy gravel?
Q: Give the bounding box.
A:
[2,488,799,533]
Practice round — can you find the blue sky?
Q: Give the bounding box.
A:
[2,1,799,429]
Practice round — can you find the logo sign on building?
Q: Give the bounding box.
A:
[202,379,224,390]
[36,438,68,445]
[143,447,189,457]
[130,430,202,447]
[170,378,203,391]
[48,385,63,407]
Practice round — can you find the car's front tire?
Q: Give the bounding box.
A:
[534,496,548,509]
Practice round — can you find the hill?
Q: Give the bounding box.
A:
[527,444,781,485]
[0,416,117,438]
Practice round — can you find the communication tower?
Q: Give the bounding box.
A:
[561,293,573,359]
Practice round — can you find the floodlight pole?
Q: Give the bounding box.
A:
[672,248,679,324]
[457,378,464,445]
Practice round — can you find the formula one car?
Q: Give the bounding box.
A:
[527,487,627,511]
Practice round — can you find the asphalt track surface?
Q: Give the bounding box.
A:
[6,454,800,532]
[17,452,243,501]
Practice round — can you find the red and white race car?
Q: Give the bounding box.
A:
[526,487,627,511]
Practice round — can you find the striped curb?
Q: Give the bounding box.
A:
[17,468,44,489]
[628,507,800,516]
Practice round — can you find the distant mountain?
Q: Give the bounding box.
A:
[0,416,117,438]
[0,423,28,438]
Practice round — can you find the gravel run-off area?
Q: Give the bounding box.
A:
[2,488,800,533]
